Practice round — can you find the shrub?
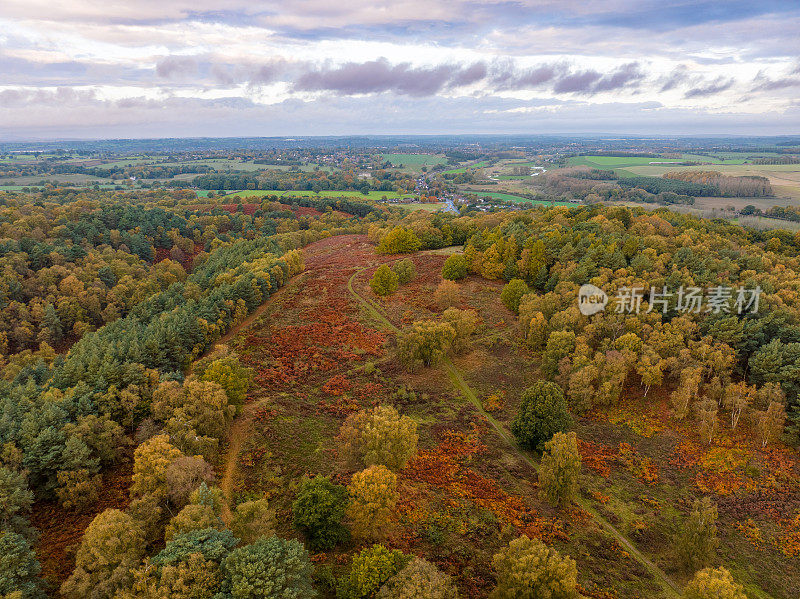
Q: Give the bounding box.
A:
[370,265,399,297]
[347,465,398,541]
[441,255,467,280]
[337,405,419,471]
[434,280,460,310]
[538,432,581,508]
[511,382,573,450]
[490,535,578,599]
[391,259,417,285]
[500,279,530,313]
[292,476,349,551]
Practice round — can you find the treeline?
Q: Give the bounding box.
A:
[193,167,417,195]
[664,170,773,197]
[751,156,800,165]
[619,175,717,196]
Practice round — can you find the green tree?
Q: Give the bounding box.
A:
[165,483,225,541]
[0,467,34,538]
[441,308,478,354]
[538,432,581,508]
[370,265,399,297]
[0,531,44,599]
[441,255,467,281]
[396,320,455,371]
[490,535,578,599]
[682,567,746,599]
[151,528,238,568]
[219,536,316,599]
[377,557,458,599]
[541,331,576,379]
[347,465,398,541]
[377,227,422,254]
[500,279,530,314]
[61,509,145,599]
[338,544,409,599]
[292,476,349,551]
[391,259,416,285]
[337,405,419,471]
[676,497,719,571]
[512,382,573,450]
[201,356,252,407]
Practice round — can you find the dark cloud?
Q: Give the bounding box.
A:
[294,58,644,97]
[294,58,463,96]
[156,56,199,79]
[592,62,644,92]
[684,76,735,98]
[551,64,644,95]
[553,70,602,93]
[659,65,690,92]
[492,63,562,90]
[447,62,488,88]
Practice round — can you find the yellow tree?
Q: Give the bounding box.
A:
[337,405,418,471]
[538,432,581,508]
[347,465,398,541]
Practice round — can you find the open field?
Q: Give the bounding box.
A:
[393,202,448,211]
[465,190,575,206]
[381,153,448,167]
[620,164,800,201]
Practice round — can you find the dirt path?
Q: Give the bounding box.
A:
[347,266,681,598]
[214,274,304,521]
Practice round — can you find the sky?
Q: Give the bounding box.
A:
[1,0,799,139]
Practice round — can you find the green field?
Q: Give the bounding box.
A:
[381,153,448,167]
[395,202,448,212]
[568,155,685,169]
[467,190,574,206]
[218,189,412,201]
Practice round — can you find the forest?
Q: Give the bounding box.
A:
[0,138,799,599]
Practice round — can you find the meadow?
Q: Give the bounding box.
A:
[381,153,448,168]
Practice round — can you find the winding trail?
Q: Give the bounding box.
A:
[347,266,681,598]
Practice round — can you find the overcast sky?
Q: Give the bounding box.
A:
[1,1,798,139]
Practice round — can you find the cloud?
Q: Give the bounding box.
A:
[550,62,643,94]
[156,55,199,79]
[659,65,690,92]
[684,76,735,98]
[294,58,464,96]
[492,62,562,90]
